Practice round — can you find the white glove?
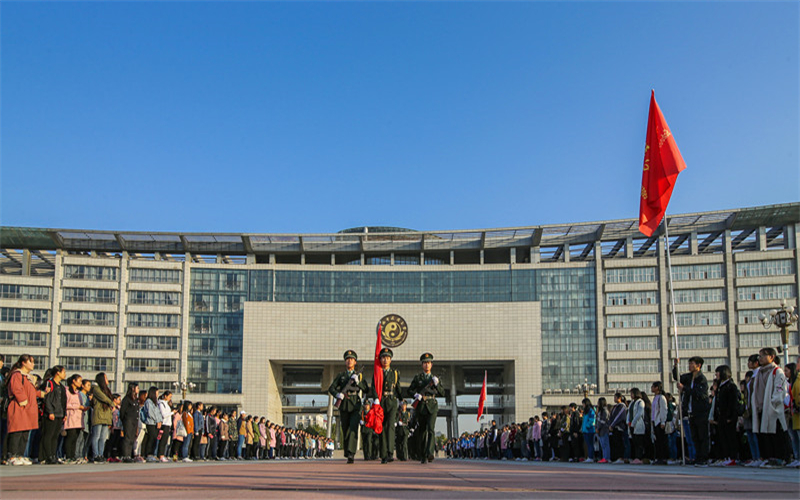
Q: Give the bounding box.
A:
[432,376,439,386]
[350,373,359,383]
[373,399,380,406]
[414,393,422,401]
[336,393,344,400]
[360,420,364,425]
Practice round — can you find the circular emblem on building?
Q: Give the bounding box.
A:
[379,314,408,347]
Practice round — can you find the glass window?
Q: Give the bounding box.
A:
[127,313,180,328]
[607,336,660,351]
[129,268,182,283]
[128,291,181,306]
[607,359,661,374]
[0,307,49,324]
[64,265,118,281]
[0,284,51,301]
[606,291,658,306]
[127,335,179,350]
[672,288,724,304]
[672,264,723,281]
[736,285,796,301]
[61,310,116,326]
[736,260,793,277]
[605,267,657,283]
[60,356,115,372]
[606,314,659,328]
[62,334,115,349]
[675,311,726,326]
[0,331,48,347]
[63,288,117,304]
[675,334,727,350]
[126,358,177,373]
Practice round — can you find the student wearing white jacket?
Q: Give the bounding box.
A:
[627,388,646,464]
[157,391,174,462]
[651,381,668,464]
[751,347,788,468]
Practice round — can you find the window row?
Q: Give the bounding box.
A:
[126,358,177,373]
[0,284,51,301]
[127,313,180,329]
[1,307,49,324]
[189,315,242,334]
[606,291,658,306]
[675,311,726,327]
[605,268,657,284]
[129,268,182,284]
[606,314,659,329]
[191,270,247,291]
[675,334,727,350]
[736,285,795,301]
[64,265,118,281]
[736,260,793,278]
[62,310,117,326]
[190,293,242,312]
[63,288,117,304]
[607,336,660,351]
[607,359,661,374]
[671,264,723,281]
[129,291,181,306]
[0,331,48,347]
[60,356,115,372]
[738,331,800,349]
[127,335,179,350]
[672,288,725,304]
[62,333,115,349]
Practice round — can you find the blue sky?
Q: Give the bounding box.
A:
[2,1,798,234]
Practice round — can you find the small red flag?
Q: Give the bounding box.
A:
[476,371,487,422]
[366,324,384,434]
[639,90,687,237]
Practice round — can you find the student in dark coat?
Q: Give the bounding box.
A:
[118,383,140,462]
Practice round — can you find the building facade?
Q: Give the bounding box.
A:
[1,203,797,435]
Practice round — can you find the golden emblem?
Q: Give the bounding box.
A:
[641,186,648,199]
[379,314,408,348]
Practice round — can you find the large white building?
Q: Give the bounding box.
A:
[1,202,797,436]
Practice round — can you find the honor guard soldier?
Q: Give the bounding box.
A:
[370,347,403,464]
[360,400,378,460]
[408,352,444,464]
[327,350,368,464]
[395,400,411,461]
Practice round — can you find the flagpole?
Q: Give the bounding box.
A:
[662,215,686,466]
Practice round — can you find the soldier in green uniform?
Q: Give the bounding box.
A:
[370,347,403,464]
[395,399,410,461]
[407,352,444,464]
[327,350,368,464]
[360,400,377,460]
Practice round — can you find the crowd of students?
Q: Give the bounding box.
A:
[0,354,333,466]
[447,349,800,469]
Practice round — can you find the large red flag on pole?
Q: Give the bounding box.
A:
[476,371,487,422]
[365,324,384,434]
[639,90,687,237]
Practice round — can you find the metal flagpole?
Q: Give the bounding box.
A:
[662,216,687,466]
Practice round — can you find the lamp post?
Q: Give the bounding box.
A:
[759,299,799,366]
[173,379,196,401]
[576,378,597,399]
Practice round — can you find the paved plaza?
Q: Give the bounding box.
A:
[1,459,798,499]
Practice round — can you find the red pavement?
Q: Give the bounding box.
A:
[1,459,799,500]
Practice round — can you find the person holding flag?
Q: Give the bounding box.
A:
[407,352,445,464]
[369,346,403,464]
[327,349,368,464]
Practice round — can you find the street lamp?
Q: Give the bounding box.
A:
[173,379,196,401]
[759,299,799,366]
[576,378,597,399]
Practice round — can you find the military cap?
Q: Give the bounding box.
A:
[420,352,434,362]
[343,350,357,361]
[379,347,393,358]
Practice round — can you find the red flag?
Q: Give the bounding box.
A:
[639,90,687,237]
[366,324,384,434]
[476,370,487,422]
